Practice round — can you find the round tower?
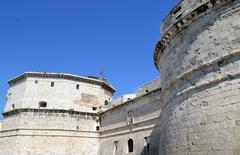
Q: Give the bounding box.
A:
[154,0,240,154]
[0,72,115,155]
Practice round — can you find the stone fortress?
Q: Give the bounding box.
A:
[1,0,240,154]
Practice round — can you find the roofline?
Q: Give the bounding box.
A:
[8,72,116,94]
[136,77,160,91]
[100,87,161,115]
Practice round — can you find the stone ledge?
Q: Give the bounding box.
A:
[2,108,99,118]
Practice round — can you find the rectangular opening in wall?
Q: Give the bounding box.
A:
[173,5,181,15]
[144,137,150,155]
[114,141,118,154]
[96,126,100,131]
[39,101,47,108]
[51,82,55,87]
[127,111,134,124]
[92,107,97,111]
[76,84,79,89]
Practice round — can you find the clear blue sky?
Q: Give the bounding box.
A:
[0,0,179,118]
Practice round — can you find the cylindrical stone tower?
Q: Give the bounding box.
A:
[154,0,240,154]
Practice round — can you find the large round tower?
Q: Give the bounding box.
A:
[154,0,240,154]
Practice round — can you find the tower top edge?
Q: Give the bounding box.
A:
[8,72,116,93]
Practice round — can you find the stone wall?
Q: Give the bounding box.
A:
[136,78,161,97]
[0,111,100,155]
[99,89,162,155]
[5,74,113,113]
[154,0,240,154]
[0,136,99,155]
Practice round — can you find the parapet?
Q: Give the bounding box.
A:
[154,0,234,70]
[8,72,115,94]
[136,78,161,97]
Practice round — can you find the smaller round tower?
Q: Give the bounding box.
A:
[1,72,115,155]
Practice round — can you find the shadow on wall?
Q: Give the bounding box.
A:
[139,120,162,155]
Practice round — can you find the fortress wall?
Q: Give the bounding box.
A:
[155,1,240,154]
[5,76,112,113]
[0,111,100,155]
[1,111,99,131]
[0,136,99,155]
[24,77,112,111]
[99,90,162,155]
[4,79,26,112]
[136,78,161,97]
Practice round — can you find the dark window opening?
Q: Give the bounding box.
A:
[196,4,208,15]
[12,104,15,109]
[128,139,134,153]
[39,101,47,108]
[145,90,149,93]
[51,82,54,87]
[92,107,97,111]
[114,141,118,154]
[76,84,79,89]
[127,98,131,100]
[144,137,150,155]
[96,126,100,131]
[77,126,79,130]
[104,100,108,105]
[218,60,224,67]
[173,5,181,15]
[210,0,216,5]
[35,80,38,84]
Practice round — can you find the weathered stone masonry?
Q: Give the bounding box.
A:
[154,0,240,154]
[1,0,240,155]
[0,73,162,155]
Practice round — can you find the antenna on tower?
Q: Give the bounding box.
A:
[99,69,105,81]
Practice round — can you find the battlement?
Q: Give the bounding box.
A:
[154,0,235,70]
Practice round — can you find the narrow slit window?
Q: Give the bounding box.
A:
[51,82,54,87]
[128,139,134,153]
[114,141,118,154]
[76,84,79,89]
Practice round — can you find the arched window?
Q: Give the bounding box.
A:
[128,139,134,153]
[104,100,108,105]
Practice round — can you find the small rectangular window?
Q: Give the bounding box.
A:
[76,84,79,89]
[173,5,181,15]
[96,126,100,131]
[127,111,134,124]
[92,107,97,111]
[39,101,47,108]
[51,82,54,87]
